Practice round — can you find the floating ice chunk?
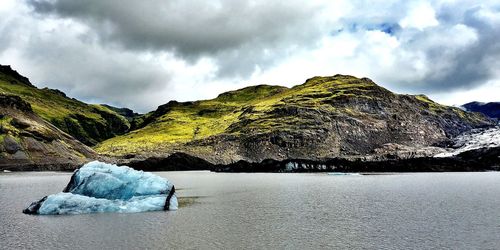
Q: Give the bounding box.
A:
[35,193,176,214]
[63,161,174,200]
[327,172,361,176]
[23,161,177,215]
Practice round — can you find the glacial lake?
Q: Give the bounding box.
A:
[1,171,500,249]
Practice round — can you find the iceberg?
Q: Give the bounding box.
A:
[327,172,361,176]
[23,161,177,215]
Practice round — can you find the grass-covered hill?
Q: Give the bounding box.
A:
[0,65,131,145]
[0,94,96,170]
[96,75,492,163]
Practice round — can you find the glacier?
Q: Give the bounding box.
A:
[23,161,177,215]
[435,126,500,157]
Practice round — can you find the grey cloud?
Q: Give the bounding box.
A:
[395,4,500,92]
[15,31,171,112]
[28,0,327,77]
[2,0,499,112]
[335,1,500,93]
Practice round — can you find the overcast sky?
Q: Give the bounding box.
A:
[0,0,499,112]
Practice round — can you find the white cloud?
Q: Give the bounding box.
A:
[0,0,498,112]
[400,2,439,30]
[430,80,500,106]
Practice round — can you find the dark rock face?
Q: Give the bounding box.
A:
[0,94,32,112]
[463,102,500,120]
[116,146,500,173]
[126,152,214,171]
[213,146,500,172]
[3,135,22,154]
[101,104,140,121]
[0,65,33,87]
[42,88,67,97]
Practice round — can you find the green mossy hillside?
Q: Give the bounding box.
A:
[95,74,491,157]
[0,65,131,145]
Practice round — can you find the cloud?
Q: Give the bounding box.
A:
[0,7,172,111]
[0,0,498,112]
[29,0,319,53]
[400,1,439,30]
[28,0,332,77]
[250,0,500,94]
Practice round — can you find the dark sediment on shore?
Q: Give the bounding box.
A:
[126,152,214,171]
[124,146,500,173]
[0,162,83,172]
[3,146,499,173]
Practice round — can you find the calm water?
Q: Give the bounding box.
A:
[1,171,500,249]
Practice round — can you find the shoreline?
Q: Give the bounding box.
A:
[2,145,499,173]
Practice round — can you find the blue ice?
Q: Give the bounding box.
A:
[38,193,176,215]
[24,161,177,215]
[64,161,174,199]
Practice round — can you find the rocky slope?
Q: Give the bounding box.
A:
[462,102,500,120]
[0,94,96,170]
[97,75,493,164]
[0,65,131,146]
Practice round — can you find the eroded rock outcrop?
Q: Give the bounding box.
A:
[0,94,96,171]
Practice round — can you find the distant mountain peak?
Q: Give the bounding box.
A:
[462,101,500,119]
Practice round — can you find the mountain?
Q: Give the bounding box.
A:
[1,65,494,171]
[0,93,96,170]
[95,75,493,164]
[0,65,131,145]
[462,102,500,120]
